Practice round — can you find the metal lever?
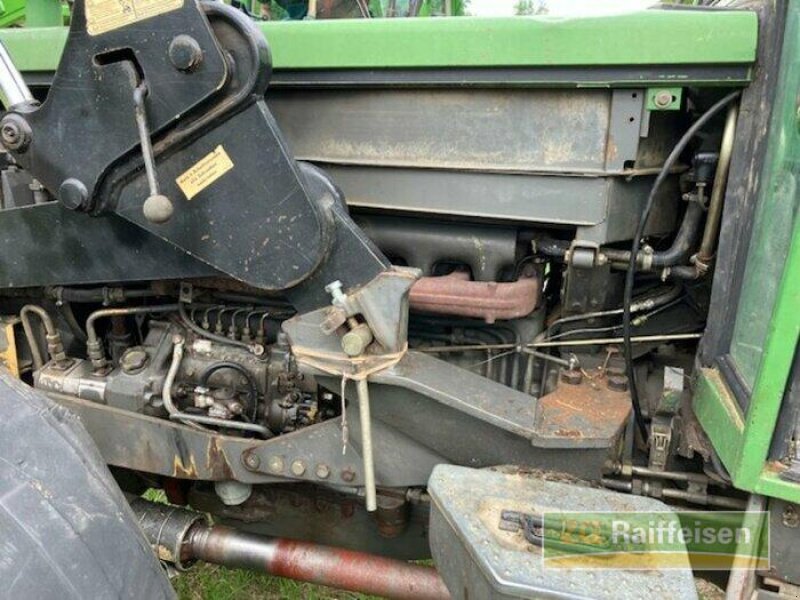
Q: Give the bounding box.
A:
[133,82,174,224]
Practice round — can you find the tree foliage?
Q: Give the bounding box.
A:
[514,0,548,15]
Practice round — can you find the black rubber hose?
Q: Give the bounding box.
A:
[535,239,570,259]
[199,361,260,422]
[623,91,740,442]
[603,200,706,269]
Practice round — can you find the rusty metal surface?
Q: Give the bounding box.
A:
[188,525,451,600]
[533,373,632,449]
[188,483,431,559]
[409,271,540,323]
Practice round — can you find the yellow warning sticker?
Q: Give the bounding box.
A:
[176,145,235,201]
[85,0,184,36]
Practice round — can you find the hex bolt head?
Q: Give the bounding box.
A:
[560,368,583,386]
[607,374,630,392]
[169,35,203,72]
[58,178,90,211]
[290,460,307,477]
[315,463,331,479]
[243,453,261,470]
[143,194,174,224]
[654,91,674,108]
[267,455,284,473]
[340,468,356,483]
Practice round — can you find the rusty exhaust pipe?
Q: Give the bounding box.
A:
[132,498,451,600]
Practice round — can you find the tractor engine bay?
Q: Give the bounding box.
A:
[0,0,752,561]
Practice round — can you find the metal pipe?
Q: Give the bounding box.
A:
[19,306,50,369]
[356,378,378,512]
[162,336,184,417]
[697,103,739,266]
[0,41,33,108]
[169,413,271,436]
[86,304,180,346]
[417,332,703,353]
[131,499,450,600]
[188,525,450,599]
[133,83,160,197]
[178,303,263,355]
[86,304,180,372]
[20,305,70,369]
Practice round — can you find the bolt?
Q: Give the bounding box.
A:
[290,460,306,476]
[169,35,203,72]
[243,453,260,470]
[325,280,347,305]
[607,374,630,392]
[315,463,331,479]
[2,123,19,144]
[560,368,583,386]
[654,91,674,109]
[120,348,148,374]
[268,455,284,473]
[0,114,31,151]
[783,505,800,528]
[341,468,356,483]
[58,178,90,211]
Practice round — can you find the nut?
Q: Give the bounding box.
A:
[290,460,306,476]
[315,463,331,479]
[340,468,356,483]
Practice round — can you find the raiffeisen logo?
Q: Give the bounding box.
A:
[533,510,769,570]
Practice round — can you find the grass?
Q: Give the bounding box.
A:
[143,490,378,600]
[172,564,378,600]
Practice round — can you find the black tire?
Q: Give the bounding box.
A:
[0,370,174,599]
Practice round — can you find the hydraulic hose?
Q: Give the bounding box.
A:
[603,200,706,269]
[622,91,740,441]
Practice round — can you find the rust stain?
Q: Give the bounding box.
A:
[173,454,200,479]
[206,436,234,480]
[535,377,631,443]
[553,429,582,438]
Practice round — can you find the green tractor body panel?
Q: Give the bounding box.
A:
[694,1,800,503]
[1,9,757,83]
